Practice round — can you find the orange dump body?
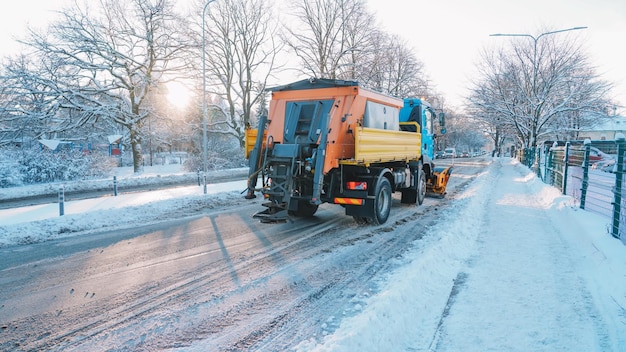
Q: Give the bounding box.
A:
[264,83,406,174]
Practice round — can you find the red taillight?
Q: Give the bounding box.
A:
[346,181,367,190]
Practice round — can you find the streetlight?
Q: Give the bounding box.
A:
[489,26,587,157]
[489,26,587,100]
[489,26,588,40]
[490,27,587,90]
[201,0,217,194]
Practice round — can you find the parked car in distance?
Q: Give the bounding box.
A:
[443,148,456,158]
[568,146,614,166]
[597,158,616,173]
[590,146,614,162]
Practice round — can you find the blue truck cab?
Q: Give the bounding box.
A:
[399,98,445,161]
[399,98,451,198]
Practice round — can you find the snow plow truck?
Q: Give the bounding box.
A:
[244,78,452,224]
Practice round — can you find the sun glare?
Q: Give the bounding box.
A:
[166,81,191,109]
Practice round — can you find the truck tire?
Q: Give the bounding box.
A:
[373,177,392,224]
[288,200,319,217]
[417,168,426,205]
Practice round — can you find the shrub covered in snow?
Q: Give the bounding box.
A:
[0,147,118,186]
[184,135,247,171]
[0,149,23,187]
[184,150,247,172]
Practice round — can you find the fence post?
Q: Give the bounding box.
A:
[580,139,591,209]
[611,134,625,239]
[563,142,570,195]
[535,147,541,178]
[113,176,118,196]
[547,141,557,186]
[58,186,65,216]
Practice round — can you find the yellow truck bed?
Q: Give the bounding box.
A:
[340,126,421,166]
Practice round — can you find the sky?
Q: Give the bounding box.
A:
[1,158,625,350]
[0,0,624,109]
[366,0,626,110]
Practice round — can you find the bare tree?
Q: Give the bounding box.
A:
[283,0,373,79]
[15,0,190,173]
[469,28,612,150]
[200,0,280,146]
[283,0,430,100]
[333,0,376,81]
[361,33,429,98]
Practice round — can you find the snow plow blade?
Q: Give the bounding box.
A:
[426,165,453,198]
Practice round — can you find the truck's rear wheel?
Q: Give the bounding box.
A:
[373,177,392,224]
[288,200,319,217]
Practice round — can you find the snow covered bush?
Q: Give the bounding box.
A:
[0,147,118,186]
[184,150,247,171]
[184,134,247,171]
[0,148,23,187]
[86,152,120,177]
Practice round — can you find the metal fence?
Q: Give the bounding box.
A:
[520,138,626,244]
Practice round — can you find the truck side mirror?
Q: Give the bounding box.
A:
[438,112,446,134]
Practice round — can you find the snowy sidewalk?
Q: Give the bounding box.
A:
[303,158,626,352]
[432,159,621,351]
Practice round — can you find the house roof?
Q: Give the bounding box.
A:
[589,116,626,131]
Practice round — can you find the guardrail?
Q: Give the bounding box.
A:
[525,137,626,244]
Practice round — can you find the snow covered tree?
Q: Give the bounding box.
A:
[282,0,430,98]
[360,33,429,98]
[16,0,191,173]
[198,0,280,146]
[469,27,612,150]
[282,0,360,79]
[0,54,59,147]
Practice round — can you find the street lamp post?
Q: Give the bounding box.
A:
[489,26,587,157]
[489,26,588,41]
[490,27,587,97]
[201,0,216,194]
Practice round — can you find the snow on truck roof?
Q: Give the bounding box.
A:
[267,78,359,92]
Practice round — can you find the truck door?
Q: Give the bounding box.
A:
[422,108,435,158]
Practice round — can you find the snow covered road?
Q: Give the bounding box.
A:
[1,158,624,351]
[0,158,477,350]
